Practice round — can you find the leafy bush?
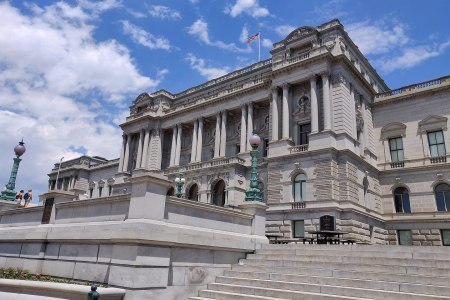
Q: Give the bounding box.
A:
[0,268,106,287]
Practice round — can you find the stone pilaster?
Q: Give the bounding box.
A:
[220,111,227,157]
[136,130,144,169]
[118,134,126,172]
[123,134,131,172]
[140,129,150,168]
[240,105,247,153]
[169,126,177,167]
[191,120,198,163]
[214,113,221,158]
[350,86,357,139]
[282,83,290,139]
[310,76,318,134]
[247,102,254,150]
[271,87,279,141]
[196,118,203,162]
[175,124,182,166]
[322,73,332,131]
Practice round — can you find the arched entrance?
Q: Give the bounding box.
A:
[187,184,199,201]
[212,180,226,206]
[166,187,175,197]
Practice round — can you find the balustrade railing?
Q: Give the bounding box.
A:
[390,161,405,168]
[375,76,449,100]
[291,202,306,209]
[430,156,447,164]
[164,157,245,174]
[289,144,309,154]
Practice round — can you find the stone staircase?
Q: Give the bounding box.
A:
[189,244,450,299]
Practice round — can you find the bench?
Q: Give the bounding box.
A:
[302,238,315,244]
[340,239,356,245]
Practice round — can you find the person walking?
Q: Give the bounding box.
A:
[24,189,32,207]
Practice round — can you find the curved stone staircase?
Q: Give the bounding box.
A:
[189,244,450,299]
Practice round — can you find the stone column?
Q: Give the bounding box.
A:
[191,120,198,163]
[271,87,279,141]
[214,113,221,158]
[123,134,131,172]
[169,126,177,166]
[247,102,254,150]
[240,105,247,153]
[140,129,150,168]
[361,98,368,151]
[136,130,144,169]
[175,124,182,166]
[322,73,332,131]
[282,83,290,139]
[220,111,227,157]
[350,86,357,139]
[118,135,126,172]
[196,117,203,162]
[310,76,319,134]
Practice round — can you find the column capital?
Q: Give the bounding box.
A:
[309,74,317,83]
[319,71,331,78]
[282,82,290,90]
[271,86,279,93]
[198,116,203,122]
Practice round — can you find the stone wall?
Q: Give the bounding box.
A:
[387,229,443,246]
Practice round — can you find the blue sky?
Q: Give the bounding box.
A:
[1,0,449,199]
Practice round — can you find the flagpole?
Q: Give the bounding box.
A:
[258,32,261,62]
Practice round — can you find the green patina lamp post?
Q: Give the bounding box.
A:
[0,140,26,201]
[245,133,263,202]
[175,173,185,198]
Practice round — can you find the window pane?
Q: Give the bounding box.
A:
[437,144,446,156]
[394,194,403,212]
[398,230,412,245]
[396,138,404,150]
[430,145,438,157]
[293,220,305,238]
[402,193,411,213]
[428,132,437,144]
[445,192,450,211]
[301,181,306,201]
[436,131,444,143]
[294,182,301,202]
[389,139,397,150]
[397,150,404,161]
[391,151,398,161]
[436,192,446,211]
[442,230,450,246]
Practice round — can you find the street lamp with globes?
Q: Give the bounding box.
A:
[245,133,263,202]
[175,173,186,198]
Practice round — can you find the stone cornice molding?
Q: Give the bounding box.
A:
[380,122,407,140]
[418,115,448,133]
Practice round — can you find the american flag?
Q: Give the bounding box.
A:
[246,32,260,43]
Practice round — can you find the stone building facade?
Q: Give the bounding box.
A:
[46,19,450,246]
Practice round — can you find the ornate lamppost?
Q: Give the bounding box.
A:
[174,173,185,198]
[0,140,26,201]
[245,133,263,202]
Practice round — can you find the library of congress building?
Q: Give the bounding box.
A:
[46,19,450,246]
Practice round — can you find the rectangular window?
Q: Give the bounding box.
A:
[99,186,103,197]
[442,230,450,246]
[236,144,240,154]
[389,137,404,162]
[89,188,93,198]
[109,185,113,196]
[398,230,412,245]
[293,220,305,238]
[299,123,311,145]
[263,138,269,157]
[427,130,446,157]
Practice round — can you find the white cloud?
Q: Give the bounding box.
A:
[187,19,251,53]
[225,0,269,18]
[121,20,171,50]
[148,5,181,20]
[186,53,230,80]
[262,38,272,48]
[78,0,122,13]
[0,2,157,198]
[346,21,409,55]
[376,40,450,72]
[311,0,347,23]
[127,8,146,18]
[275,25,296,37]
[239,25,249,43]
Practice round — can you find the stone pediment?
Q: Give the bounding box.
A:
[380,122,406,140]
[418,115,448,133]
[133,93,152,105]
[285,26,317,43]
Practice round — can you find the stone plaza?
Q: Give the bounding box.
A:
[0,19,449,299]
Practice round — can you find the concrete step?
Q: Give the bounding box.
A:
[246,254,450,268]
[256,248,450,261]
[216,275,450,297]
[238,258,450,277]
[225,269,450,287]
[259,244,450,254]
[188,297,216,300]
[207,282,449,300]
[199,286,371,300]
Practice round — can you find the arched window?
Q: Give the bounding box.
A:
[393,187,411,213]
[167,187,175,197]
[435,183,450,211]
[212,180,226,206]
[293,174,306,202]
[187,184,199,201]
